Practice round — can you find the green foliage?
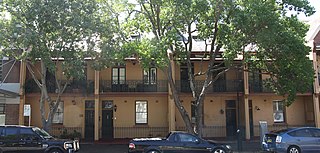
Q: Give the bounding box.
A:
[0,0,109,79]
[116,0,315,106]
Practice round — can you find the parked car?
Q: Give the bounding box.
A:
[128,131,232,153]
[0,125,80,153]
[262,127,320,153]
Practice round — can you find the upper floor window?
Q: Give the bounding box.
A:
[273,100,285,123]
[135,101,148,124]
[112,67,125,84]
[52,101,64,124]
[143,68,156,84]
[0,104,5,114]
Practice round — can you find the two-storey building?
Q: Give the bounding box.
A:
[9,16,320,141]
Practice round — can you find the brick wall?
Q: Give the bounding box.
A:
[5,104,19,125]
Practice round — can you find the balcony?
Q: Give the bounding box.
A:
[100,80,168,92]
[176,80,244,93]
[25,79,94,95]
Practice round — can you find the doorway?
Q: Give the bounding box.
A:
[102,100,114,140]
[85,100,95,141]
[249,100,254,138]
[226,100,237,138]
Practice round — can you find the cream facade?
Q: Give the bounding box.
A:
[13,18,320,141]
[16,56,319,141]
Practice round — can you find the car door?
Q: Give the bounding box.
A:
[2,127,20,152]
[161,134,182,153]
[19,128,43,153]
[177,133,210,153]
[288,128,317,153]
[309,128,320,152]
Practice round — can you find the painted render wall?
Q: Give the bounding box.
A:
[250,95,313,136]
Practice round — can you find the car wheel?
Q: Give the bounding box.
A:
[147,150,160,153]
[47,148,63,153]
[287,146,301,153]
[212,148,226,153]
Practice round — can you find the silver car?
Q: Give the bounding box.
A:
[262,127,320,153]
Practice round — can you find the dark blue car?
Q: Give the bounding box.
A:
[128,131,232,153]
[262,127,320,153]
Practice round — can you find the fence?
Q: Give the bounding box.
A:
[176,126,226,138]
[114,126,169,138]
[49,126,82,138]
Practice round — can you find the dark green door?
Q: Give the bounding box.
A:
[226,100,237,139]
[102,110,113,140]
[85,100,95,141]
[249,100,254,138]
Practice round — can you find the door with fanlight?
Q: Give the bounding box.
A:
[102,100,114,140]
[85,100,95,141]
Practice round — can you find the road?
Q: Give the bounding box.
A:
[78,144,127,153]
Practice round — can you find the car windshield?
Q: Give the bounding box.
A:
[33,127,53,139]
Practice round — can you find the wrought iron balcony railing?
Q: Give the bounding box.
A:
[175,80,244,93]
[100,80,168,92]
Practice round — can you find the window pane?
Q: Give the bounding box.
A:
[53,101,64,124]
[5,127,19,140]
[0,104,5,114]
[273,100,284,123]
[112,68,119,84]
[150,68,156,84]
[143,70,149,84]
[136,101,147,124]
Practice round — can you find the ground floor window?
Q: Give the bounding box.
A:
[273,100,285,123]
[53,101,64,124]
[135,101,147,124]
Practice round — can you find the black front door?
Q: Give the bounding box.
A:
[85,100,95,141]
[102,100,114,140]
[226,100,237,139]
[102,110,114,140]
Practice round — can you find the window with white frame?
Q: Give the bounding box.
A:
[112,67,126,84]
[135,101,148,124]
[52,101,64,124]
[273,100,285,123]
[143,68,156,84]
[0,104,5,114]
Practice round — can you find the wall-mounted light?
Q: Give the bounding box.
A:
[220,109,224,114]
[114,105,117,112]
[255,106,260,111]
[72,100,76,105]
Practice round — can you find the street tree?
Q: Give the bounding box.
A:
[0,0,114,131]
[116,0,315,136]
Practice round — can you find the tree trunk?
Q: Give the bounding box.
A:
[166,54,194,134]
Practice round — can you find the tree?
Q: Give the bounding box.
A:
[0,0,113,131]
[116,0,315,136]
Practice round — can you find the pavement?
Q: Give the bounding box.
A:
[77,139,267,153]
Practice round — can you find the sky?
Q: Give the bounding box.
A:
[298,0,320,20]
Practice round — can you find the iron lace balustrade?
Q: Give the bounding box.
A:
[176,80,244,93]
[100,80,168,92]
